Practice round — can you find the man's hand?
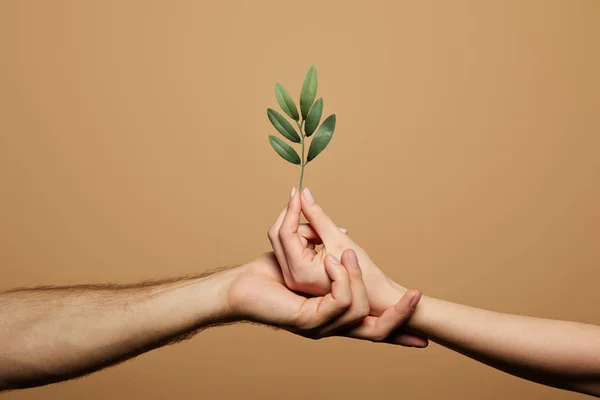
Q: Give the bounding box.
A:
[269,187,408,316]
[0,247,423,391]
[227,250,427,346]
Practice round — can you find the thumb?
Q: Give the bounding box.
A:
[300,188,343,245]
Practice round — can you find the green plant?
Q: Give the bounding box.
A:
[267,65,336,190]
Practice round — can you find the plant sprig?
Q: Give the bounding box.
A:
[267,65,336,190]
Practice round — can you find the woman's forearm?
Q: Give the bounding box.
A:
[405,294,600,396]
[0,267,241,390]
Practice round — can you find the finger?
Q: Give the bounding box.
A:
[268,203,290,272]
[293,254,352,330]
[375,290,422,333]
[346,290,422,342]
[297,224,347,245]
[300,188,343,245]
[319,249,370,336]
[280,188,305,255]
[297,224,322,245]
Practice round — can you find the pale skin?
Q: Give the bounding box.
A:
[0,250,423,391]
[4,191,598,396]
[272,187,600,397]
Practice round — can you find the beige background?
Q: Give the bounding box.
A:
[1,1,599,399]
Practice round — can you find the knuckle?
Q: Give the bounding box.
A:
[287,270,331,297]
[354,304,370,320]
[286,272,319,295]
[277,229,288,241]
[338,295,352,310]
[282,275,299,292]
[299,319,320,331]
[312,212,326,222]
[370,331,388,342]
[346,305,369,323]
[267,227,277,242]
[291,311,310,330]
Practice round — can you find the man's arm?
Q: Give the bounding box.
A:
[0,268,238,390]
[0,252,421,391]
[401,293,600,397]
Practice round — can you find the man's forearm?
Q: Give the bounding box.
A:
[403,293,600,396]
[0,266,241,390]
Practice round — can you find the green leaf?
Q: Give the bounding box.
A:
[267,109,301,143]
[304,98,323,137]
[300,65,318,120]
[274,83,299,121]
[307,114,335,162]
[269,135,301,165]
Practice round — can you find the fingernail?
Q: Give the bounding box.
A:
[339,228,347,234]
[303,188,314,204]
[290,187,296,199]
[326,254,340,264]
[346,250,358,268]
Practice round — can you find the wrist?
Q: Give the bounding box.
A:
[225,252,284,323]
[223,259,261,320]
[376,278,407,314]
[187,265,246,324]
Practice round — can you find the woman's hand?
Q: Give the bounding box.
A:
[268,187,409,316]
[228,249,427,346]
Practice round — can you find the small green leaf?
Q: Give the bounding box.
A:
[269,135,301,165]
[304,98,323,137]
[300,65,318,120]
[267,109,300,143]
[307,114,335,162]
[275,83,299,121]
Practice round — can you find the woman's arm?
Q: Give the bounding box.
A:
[276,188,600,397]
[401,292,600,397]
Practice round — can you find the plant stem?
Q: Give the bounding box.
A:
[299,157,305,191]
[297,120,306,191]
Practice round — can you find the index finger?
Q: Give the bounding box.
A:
[292,255,352,331]
[279,188,305,258]
[300,188,343,245]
